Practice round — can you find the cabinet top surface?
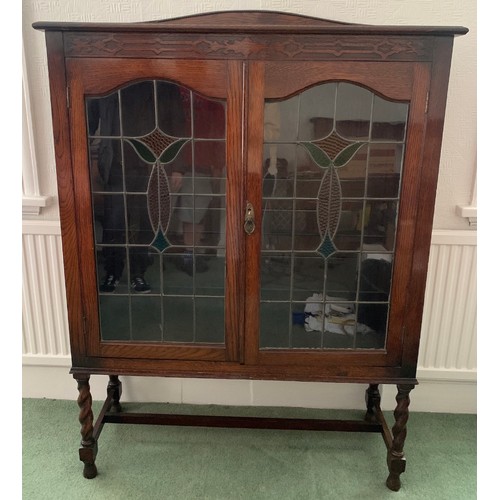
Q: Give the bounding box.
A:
[32,10,468,36]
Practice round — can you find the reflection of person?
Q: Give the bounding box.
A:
[88,94,151,293]
[171,170,213,275]
[262,157,292,251]
[170,95,225,276]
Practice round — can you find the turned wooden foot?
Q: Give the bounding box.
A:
[107,375,123,414]
[74,374,98,479]
[386,384,414,491]
[364,384,381,423]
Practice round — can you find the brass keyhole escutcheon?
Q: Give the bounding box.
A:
[244,202,255,235]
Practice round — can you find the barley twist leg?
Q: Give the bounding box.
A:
[386,384,414,491]
[75,374,98,479]
[364,384,381,423]
[107,375,123,413]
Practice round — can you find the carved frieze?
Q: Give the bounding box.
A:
[64,32,431,61]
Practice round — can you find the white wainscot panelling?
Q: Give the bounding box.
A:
[22,223,476,413]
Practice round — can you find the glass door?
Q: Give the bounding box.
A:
[87,80,227,344]
[245,61,429,366]
[67,59,242,361]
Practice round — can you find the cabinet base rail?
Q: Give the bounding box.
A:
[75,374,415,491]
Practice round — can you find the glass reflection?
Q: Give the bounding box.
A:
[87,79,227,344]
[292,302,323,348]
[94,194,126,245]
[359,256,392,301]
[157,81,191,137]
[87,93,120,137]
[336,83,372,140]
[163,253,194,296]
[123,141,153,193]
[260,302,290,348]
[366,143,403,198]
[95,247,129,295]
[299,83,336,141]
[362,200,397,250]
[356,303,388,348]
[337,144,368,198]
[89,138,122,192]
[121,81,155,136]
[194,252,225,296]
[99,296,129,340]
[264,97,300,142]
[163,297,194,342]
[195,298,225,343]
[372,96,408,141]
[293,199,317,251]
[292,256,325,301]
[260,80,408,351]
[333,201,363,251]
[261,254,292,301]
[131,296,162,341]
[326,253,358,300]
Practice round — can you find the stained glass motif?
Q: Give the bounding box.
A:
[141,129,177,158]
[311,131,352,164]
[147,164,171,251]
[151,230,170,253]
[316,167,341,258]
[299,129,366,259]
[300,130,365,169]
[261,81,409,351]
[128,139,157,164]
[87,79,227,345]
[126,129,189,253]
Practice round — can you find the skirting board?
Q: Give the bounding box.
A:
[22,360,476,414]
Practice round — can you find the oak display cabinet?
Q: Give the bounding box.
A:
[34,11,467,491]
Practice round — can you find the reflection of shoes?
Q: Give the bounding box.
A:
[100,274,119,293]
[131,275,151,293]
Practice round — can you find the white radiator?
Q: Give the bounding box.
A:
[22,221,70,365]
[418,230,477,381]
[22,222,477,412]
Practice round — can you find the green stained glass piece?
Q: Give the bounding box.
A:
[128,139,157,163]
[151,230,170,253]
[159,139,189,164]
[333,142,366,168]
[317,234,336,259]
[299,142,332,168]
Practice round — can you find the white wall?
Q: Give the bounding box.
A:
[22,0,477,228]
[22,0,477,413]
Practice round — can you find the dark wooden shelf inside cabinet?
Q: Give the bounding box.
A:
[34,10,467,492]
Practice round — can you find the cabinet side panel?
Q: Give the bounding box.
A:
[385,62,431,361]
[401,37,455,376]
[45,31,86,359]
[66,64,100,355]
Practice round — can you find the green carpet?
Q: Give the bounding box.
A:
[23,399,476,499]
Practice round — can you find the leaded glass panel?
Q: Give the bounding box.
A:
[260,82,408,351]
[87,80,227,344]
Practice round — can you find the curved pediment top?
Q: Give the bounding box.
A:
[33,10,468,36]
[144,10,355,27]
